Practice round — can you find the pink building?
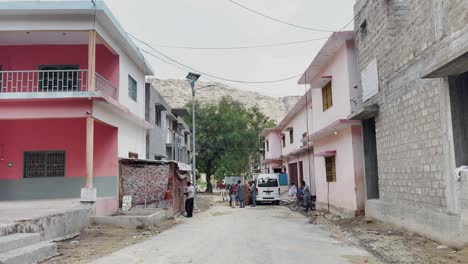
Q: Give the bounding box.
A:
[261,93,315,193]
[298,31,365,217]
[0,1,153,215]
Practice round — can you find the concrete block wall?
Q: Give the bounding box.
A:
[354,0,468,247]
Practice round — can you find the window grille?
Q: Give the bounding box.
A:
[38,65,79,92]
[325,156,336,182]
[24,151,65,178]
[128,75,137,101]
[322,81,333,111]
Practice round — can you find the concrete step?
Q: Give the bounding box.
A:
[0,233,41,254]
[0,241,57,264]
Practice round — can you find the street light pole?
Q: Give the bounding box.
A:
[190,81,196,193]
[186,72,201,208]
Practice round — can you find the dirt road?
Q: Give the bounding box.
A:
[88,205,380,264]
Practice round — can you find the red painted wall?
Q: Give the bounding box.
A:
[0,99,91,120]
[0,45,119,87]
[0,118,118,180]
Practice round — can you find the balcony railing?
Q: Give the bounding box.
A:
[0,70,118,100]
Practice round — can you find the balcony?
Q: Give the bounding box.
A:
[0,70,118,100]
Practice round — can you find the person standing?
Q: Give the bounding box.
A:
[184,181,195,217]
[301,180,311,211]
[230,184,236,208]
[237,180,245,208]
[250,180,257,207]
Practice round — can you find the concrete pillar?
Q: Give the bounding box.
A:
[81,116,96,202]
[87,30,96,92]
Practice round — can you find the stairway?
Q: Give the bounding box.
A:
[0,233,57,264]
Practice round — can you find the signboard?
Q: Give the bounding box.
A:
[361,58,379,101]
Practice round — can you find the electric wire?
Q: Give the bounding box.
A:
[129,36,329,50]
[136,44,303,84]
[227,0,335,32]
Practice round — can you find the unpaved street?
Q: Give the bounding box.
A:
[89,205,379,264]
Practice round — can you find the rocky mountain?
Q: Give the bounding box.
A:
[147,78,300,124]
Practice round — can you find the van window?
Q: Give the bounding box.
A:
[258,178,278,187]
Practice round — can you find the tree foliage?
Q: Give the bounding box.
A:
[186,97,275,192]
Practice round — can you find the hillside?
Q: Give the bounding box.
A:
[147,78,300,123]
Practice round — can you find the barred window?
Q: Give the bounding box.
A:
[24,151,66,178]
[128,75,137,101]
[322,81,333,111]
[325,156,336,182]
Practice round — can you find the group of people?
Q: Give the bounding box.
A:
[226,180,257,208]
[288,180,312,211]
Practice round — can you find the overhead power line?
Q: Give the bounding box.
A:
[128,36,329,50]
[227,0,336,32]
[130,34,304,84]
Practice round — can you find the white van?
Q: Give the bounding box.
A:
[255,174,281,205]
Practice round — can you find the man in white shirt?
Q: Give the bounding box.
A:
[184,181,195,217]
[288,182,297,197]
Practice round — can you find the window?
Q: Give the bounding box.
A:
[281,135,285,148]
[24,151,65,178]
[322,81,333,111]
[155,107,162,127]
[129,152,138,159]
[266,140,269,151]
[0,65,2,92]
[302,132,308,147]
[289,129,294,144]
[128,75,137,101]
[258,178,278,187]
[38,65,79,92]
[325,156,336,182]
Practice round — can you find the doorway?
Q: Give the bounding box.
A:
[449,71,468,167]
[288,163,298,185]
[363,118,379,199]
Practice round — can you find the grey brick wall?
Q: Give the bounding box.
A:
[354,0,468,208]
[354,0,468,247]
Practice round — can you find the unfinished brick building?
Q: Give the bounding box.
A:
[351,0,468,248]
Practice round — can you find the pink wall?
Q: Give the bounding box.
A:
[0,118,117,180]
[264,130,282,160]
[0,45,119,87]
[0,99,91,119]
[310,43,354,133]
[313,126,364,216]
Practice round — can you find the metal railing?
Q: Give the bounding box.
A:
[0,70,118,100]
[96,73,118,100]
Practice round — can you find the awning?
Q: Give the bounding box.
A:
[307,119,361,142]
[314,151,336,157]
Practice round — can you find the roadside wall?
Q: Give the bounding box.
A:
[119,160,170,208]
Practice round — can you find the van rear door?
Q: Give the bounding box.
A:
[258,177,279,199]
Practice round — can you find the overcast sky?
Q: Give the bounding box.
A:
[106,0,355,97]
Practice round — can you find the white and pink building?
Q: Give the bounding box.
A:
[0,1,153,214]
[263,31,365,217]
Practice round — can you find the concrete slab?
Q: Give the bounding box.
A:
[0,199,85,225]
[0,199,92,240]
[0,241,57,264]
[92,208,171,229]
[0,233,40,254]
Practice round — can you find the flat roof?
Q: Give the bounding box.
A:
[298,31,354,85]
[0,0,154,74]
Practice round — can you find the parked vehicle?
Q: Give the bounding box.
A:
[255,174,281,205]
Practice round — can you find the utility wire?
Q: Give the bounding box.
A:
[128,36,329,50]
[132,37,304,84]
[227,0,335,32]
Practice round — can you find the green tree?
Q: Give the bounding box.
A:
[186,97,274,192]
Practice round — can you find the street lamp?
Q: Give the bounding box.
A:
[186,72,200,195]
[185,72,215,195]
